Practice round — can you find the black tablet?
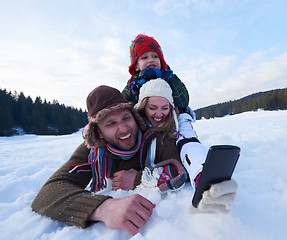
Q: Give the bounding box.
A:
[192,145,240,208]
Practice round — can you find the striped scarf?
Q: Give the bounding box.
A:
[88,130,160,192]
[88,131,143,192]
[106,131,142,160]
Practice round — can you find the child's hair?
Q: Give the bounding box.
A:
[129,34,168,76]
[137,97,177,143]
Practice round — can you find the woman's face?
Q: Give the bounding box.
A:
[144,96,170,126]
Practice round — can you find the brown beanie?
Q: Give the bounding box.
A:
[87,85,130,121]
[84,85,146,148]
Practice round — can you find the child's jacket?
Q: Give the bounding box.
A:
[122,73,189,109]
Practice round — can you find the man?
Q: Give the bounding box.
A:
[31,85,185,235]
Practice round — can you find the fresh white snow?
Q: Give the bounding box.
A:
[1,110,287,240]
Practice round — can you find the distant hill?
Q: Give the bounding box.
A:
[1,87,286,136]
[195,88,287,120]
[0,89,88,136]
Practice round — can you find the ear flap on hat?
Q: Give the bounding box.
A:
[130,107,146,132]
[84,121,106,148]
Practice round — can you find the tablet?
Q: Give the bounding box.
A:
[192,145,240,208]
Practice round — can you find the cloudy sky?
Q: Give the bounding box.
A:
[1,0,286,110]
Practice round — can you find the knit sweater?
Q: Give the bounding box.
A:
[31,131,180,228]
[122,72,189,109]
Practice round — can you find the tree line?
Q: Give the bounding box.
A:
[195,88,287,120]
[0,89,88,136]
[1,87,286,136]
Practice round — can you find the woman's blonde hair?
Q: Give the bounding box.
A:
[136,97,177,143]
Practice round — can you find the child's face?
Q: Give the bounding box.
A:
[135,51,161,72]
[144,96,170,126]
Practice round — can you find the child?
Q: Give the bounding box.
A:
[122,33,189,110]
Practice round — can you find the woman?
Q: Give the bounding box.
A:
[135,78,207,189]
[134,79,239,213]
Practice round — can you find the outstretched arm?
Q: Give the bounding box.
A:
[31,143,111,228]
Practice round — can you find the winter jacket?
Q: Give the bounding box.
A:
[122,72,189,109]
[176,113,208,188]
[31,131,180,228]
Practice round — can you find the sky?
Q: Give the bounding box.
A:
[1,110,287,239]
[1,0,287,111]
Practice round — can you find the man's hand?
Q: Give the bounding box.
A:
[89,194,156,235]
[112,169,138,191]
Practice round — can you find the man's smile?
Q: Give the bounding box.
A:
[119,133,131,140]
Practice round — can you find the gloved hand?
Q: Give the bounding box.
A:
[141,167,163,188]
[129,79,146,95]
[140,159,187,192]
[139,67,173,82]
[189,179,238,214]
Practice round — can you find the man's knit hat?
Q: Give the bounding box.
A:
[129,34,168,76]
[135,79,179,131]
[84,85,146,148]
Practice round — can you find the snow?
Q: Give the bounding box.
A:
[1,110,287,240]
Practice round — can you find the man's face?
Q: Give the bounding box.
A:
[97,109,139,150]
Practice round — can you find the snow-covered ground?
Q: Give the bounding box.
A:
[1,110,286,240]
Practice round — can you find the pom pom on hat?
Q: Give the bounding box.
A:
[129,34,168,76]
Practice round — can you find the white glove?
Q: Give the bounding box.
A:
[141,167,163,188]
[189,179,238,214]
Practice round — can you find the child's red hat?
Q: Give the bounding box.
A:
[128,34,168,76]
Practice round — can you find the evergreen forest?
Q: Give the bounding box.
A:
[195,88,287,120]
[1,88,286,136]
[0,89,88,136]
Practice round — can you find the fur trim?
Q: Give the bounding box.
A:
[84,122,106,148]
[89,102,132,123]
[131,107,147,131]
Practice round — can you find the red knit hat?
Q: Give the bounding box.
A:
[128,34,168,76]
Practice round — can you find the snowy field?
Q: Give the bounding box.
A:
[0,110,287,240]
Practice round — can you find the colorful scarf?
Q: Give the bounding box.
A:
[88,131,143,192]
[106,131,142,160]
[88,147,112,192]
[81,130,159,193]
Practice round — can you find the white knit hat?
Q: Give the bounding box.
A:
[135,78,179,131]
